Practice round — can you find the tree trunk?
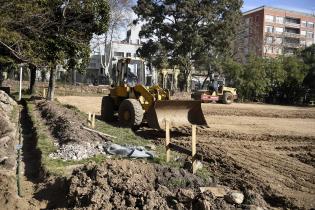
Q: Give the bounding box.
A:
[47,67,56,101]
[72,67,76,85]
[29,64,36,95]
[0,68,4,87]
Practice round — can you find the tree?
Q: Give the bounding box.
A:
[0,0,110,99]
[300,44,315,92]
[281,55,308,103]
[134,0,243,91]
[240,55,268,100]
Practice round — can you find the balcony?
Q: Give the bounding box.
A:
[283,42,301,48]
[285,17,301,28]
[283,32,301,38]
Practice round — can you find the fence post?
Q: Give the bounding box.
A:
[192,124,197,174]
[165,120,171,162]
[91,113,95,128]
[88,112,91,127]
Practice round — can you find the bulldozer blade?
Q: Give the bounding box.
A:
[146,100,207,130]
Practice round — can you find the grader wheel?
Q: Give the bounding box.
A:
[118,99,143,129]
[223,92,233,104]
[101,96,114,122]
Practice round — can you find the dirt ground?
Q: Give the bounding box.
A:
[57,96,315,209]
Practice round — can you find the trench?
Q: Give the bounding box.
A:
[18,99,68,209]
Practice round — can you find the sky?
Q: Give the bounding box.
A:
[242,0,315,14]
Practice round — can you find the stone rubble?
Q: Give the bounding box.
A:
[49,142,109,160]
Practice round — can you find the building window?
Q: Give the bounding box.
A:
[274,47,282,54]
[301,30,306,36]
[244,47,248,54]
[275,37,282,44]
[126,53,131,57]
[266,36,273,44]
[301,21,307,27]
[265,25,273,33]
[276,16,284,24]
[306,41,313,47]
[265,15,274,22]
[300,40,306,46]
[266,46,273,54]
[245,18,250,25]
[274,27,284,33]
[306,32,313,38]
[307,22,314,28]
[90,63,97,68]
[114,52,124,57]
[255,15,259,22]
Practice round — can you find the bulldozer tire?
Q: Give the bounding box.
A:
[223,92,233,104]
[101,96,114,122]
[118,99,143,128]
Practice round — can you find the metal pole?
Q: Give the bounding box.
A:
[19,66,23,101]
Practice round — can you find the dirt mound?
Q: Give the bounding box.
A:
[37,100,107,145]
[67,159,242,209]
[0,90,17,114]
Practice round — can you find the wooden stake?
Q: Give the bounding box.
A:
[91,113,95,128]
[43,88,46,98]
[82,126,117,139]
[88,112,91,127]
[165,120,171,162]
[192,124,197,174]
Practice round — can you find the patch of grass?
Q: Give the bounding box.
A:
[195,166,213,182]
[167,178,187,188]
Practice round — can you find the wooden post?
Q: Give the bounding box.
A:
[88,112,91,127]
[91,113,95,128]
[43,88,46,98]
[192,124,197,174]
[165,120,171,162]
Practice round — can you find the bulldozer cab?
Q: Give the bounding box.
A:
[113,58,146,87]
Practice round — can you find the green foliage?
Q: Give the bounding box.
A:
[134,0,243,90]
[0,0,110,84]
[222,48,313,103]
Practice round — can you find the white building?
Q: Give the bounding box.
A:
[88,24,157,85]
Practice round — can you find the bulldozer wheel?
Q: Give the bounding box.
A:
[118,99,143,128]
[101,96,114,122]
[223,92,233,104]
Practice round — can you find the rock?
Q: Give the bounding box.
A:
[224,191,244,204]
[176,188,195,203]
[0,90,17,113]
[145,144,156,151]
[245,205,265,210]
[195,160,203,170]
[200,199,212,210]
[199,186,227,197]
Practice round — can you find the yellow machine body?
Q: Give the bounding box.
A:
[102,58,207,129]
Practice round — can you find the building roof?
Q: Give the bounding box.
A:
[243,5,315,18]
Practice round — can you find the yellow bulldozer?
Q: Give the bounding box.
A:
[101,58,207,130]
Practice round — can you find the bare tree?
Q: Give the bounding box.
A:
[93,0,133,77]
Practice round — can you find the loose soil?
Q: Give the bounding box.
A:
[57,96,315,209]
[36,100,109,145]
[67,159,243,209]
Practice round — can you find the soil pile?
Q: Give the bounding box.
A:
[36,100,109,160]
[37,100,108,144]
[67,159,244,210]
[0,91,29,209]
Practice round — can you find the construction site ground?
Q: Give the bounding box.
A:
[56,95,315,209]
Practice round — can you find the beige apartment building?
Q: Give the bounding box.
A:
[241,6,315,58]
